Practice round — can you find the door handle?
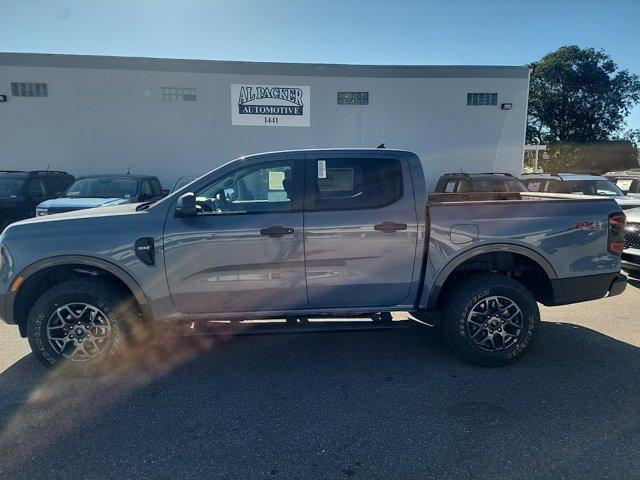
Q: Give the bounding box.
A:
[374,221,408,233]
[260,226,295,238]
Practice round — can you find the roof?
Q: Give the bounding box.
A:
[604,170,640,177]
[520,173,607,181]
[76,174,158,180]
[0,170,71,176]
[441,172,516,178]
[0,52,530,79]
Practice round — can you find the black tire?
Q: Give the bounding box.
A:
[27,279,137,375]
[442,273,540,367]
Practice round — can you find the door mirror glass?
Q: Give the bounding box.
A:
[175,192,197,217]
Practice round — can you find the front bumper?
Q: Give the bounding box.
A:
[548,272,627,306]
[0,292,5,323]
[621,247,640,272]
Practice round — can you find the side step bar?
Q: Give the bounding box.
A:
[169,318,420,336]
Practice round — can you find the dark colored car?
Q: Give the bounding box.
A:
[603,169,640,194]
[434,172,527,193]
[0,170,75,231]
[36,174,164,216]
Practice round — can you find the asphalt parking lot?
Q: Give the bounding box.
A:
[0,279,639,480]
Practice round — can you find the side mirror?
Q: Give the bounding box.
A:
[175,192,197,217]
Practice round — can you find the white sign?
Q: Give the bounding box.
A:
[317,160,326,179]
[231,84,310,127]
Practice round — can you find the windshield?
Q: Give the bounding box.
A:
[472,178,527,192]
[0,178,24,197]
[64,177,138,199]
[563,179,625,196]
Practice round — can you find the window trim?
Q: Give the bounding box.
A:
[193,159,304,216]
[304,157,404,212]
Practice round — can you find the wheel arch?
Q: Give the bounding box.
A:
[425,244,557,311]
[7,255,152,329]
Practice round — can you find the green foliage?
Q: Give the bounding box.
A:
[523,141,639,173]
[527,46,640,143]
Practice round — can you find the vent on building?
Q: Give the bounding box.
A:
[337,91,369,105]
[467,92,497,106]
[163,87,196,102]
[11,82,48,97]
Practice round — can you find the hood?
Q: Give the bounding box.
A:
[624,207,640,223]
[38,197,131,211]
[13,202,142,226]
[613,196,640,209]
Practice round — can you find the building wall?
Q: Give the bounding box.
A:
[0,55,529,191]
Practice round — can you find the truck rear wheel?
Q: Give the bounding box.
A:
[26,279,136,375]
[442,273,540,366]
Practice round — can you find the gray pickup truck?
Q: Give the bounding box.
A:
[0,149,628,373]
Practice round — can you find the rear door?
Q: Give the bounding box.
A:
[303,152,419,308]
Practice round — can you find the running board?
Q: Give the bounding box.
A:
[170,319,419,336]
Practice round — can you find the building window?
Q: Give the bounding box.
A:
[11,82,48,97]
[337,91,369,105]
[467,92,497,106]
[163,87,196,102]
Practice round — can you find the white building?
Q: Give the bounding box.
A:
[0,53,529,190]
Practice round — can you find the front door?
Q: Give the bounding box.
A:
[303,153,419,308]
[164,157,307,314]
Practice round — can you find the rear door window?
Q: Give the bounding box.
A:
[525,180,541,191]
[150,179,163,196]
[25,178,47,197]
[308,158,403,210]
[43,178,64,195]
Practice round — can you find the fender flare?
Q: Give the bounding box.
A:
[6,255,152,325]
[425,243,557,310]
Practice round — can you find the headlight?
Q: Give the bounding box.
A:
[36,207,48,216]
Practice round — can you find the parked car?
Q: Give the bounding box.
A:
[435,172,527,193]
[0,170,75,231]
[170,176,196,193]
[622,207,640,279]
[520,173,640,209]
[36,174,164,216]
[603,169,640,194]
[0,149,627,373]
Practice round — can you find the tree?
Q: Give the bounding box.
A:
[527,46,640,143]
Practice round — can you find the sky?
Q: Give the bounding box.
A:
[2,0,639,130]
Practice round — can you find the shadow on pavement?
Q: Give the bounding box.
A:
[0,322,638,480]
[627,276,640,289]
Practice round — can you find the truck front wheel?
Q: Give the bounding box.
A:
[442,273,540,366]
[26,279,137,375]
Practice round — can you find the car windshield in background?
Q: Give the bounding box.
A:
[65,177,138,198]
[473,178,527,192]
[563,179,624,196]
[0,178,24,197]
